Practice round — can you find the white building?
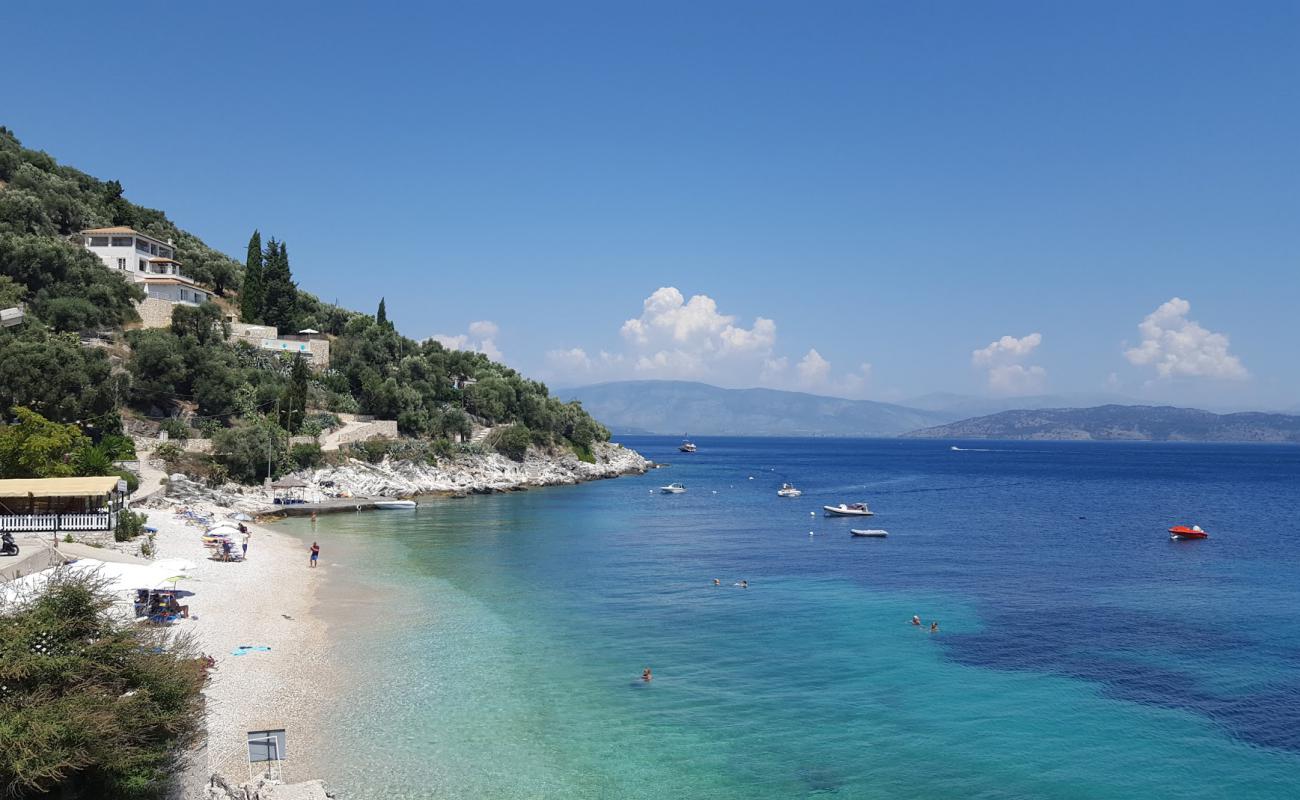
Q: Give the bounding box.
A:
[81,227,213,327]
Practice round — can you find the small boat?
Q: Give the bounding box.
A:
[374,500,418,509]
[851,529,888,537]
[1169,524,1207,540]
[823,502,873,517]
[777,483,802,498]
[679,436,697,453]
[660,483,687,494]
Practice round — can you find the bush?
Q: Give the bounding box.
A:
[114,468,139,494]
[290,441,323,470]
[113,509,146,542]
[196,418,222,439]
[489,424,531,462]
[153,442,184,465]
[0,570,204,796]
[347,437,393,465]
[430,437,454,462]
[212,419,285,484]
[159,417,189,441]
[98,433,136,460]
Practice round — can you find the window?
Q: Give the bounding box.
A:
[150,244,158,255]
[138,259,146,271]
[136,239,150,252]
[117,258,127,269]
[159,248,172,259]
[88,236,109,247]
[111,236,133,246]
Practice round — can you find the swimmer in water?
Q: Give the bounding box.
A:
[642,668,653,682]
[930,621,939,633]
[911,615,922,626]
[713,578,721,586]
[740,580,748,589]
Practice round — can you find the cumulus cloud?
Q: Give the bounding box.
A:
[541,286,875,398]
[1124,297,1247,380]
[430,320,504,362]
[972,333,1046,394]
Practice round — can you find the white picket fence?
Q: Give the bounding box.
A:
[0,512,114,532]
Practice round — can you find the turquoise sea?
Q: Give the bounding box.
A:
[281,437,1300,798]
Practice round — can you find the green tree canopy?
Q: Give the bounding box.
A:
[0,406,90,478]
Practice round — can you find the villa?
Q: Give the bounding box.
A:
[81,226,213,327]
[226,321,332,369]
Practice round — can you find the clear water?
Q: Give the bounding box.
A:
[283,437,1300,798]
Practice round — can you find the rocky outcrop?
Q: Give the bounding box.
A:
[207,775,333,800]
[311,441,650,497]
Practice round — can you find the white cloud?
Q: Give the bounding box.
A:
[972,333,1042,366]
[797,348,831,384]
[430,320,504,362]
[972,333,1046,394]
[1123,297,1247,380]
[541,286,875,398]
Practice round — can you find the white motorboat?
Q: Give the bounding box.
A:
[679,437,698,453]
[823,503,873,517]
[777,483,802,498]
[660,483,687,494]
[374,500,417,509]
[850,529,888,537]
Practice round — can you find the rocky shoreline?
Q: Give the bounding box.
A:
[149,441,650,513]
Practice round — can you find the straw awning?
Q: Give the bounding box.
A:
[270,477,308,489]
[0,476,123,498]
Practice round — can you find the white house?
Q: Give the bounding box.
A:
[81,227,213,327]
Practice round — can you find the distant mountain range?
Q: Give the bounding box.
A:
[560,381,957,437]
[899,391,1142,418]
[904,405,1300,443]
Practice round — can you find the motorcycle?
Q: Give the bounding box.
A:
[0,531,19,557]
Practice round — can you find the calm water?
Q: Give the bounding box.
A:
[283,437,1300,798]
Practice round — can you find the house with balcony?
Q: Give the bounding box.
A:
[227,321,332,369]
[81,227,213,327]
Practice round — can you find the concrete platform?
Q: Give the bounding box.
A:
[0,537,67,582]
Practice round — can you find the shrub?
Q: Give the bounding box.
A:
[489,424,531,462]
[347,437,393,465]
[290,441,323,470]
[153,442,184,465]
[72,443,114,476]
[196,418,222,439]
[159,417,189,441]
[430,437,454,462]
[98,433,136,460]
[0,570,204,796]
[113,509,146,542]
[114,468,140,494]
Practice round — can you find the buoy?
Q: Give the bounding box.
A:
[809,531,814,536]
[810,511,815,516]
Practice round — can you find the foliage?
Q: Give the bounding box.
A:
[159,418,189,441]
[290,441,323,470]
[212,417,285,484]
[113,509,147,542]
[72,442,115,476]
[240,229,263,323]
[0,234,142,331]
[376,297,388,327]
[489,424,532,461]
[114,468,140,494]
[346,437,394,464]
[98,433,136,460]
[170,302,228,347]
[279,355,310,432]
[260,238,298,332]
[0,569,204,797]
[152,442,184,465]
[0,326,127,424]
[0,406,89,478]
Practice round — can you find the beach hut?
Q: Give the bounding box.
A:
[270,477,309,505]
[0,476,130,534]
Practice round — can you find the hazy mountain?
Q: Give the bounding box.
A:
[560,381,958,437]
[903,405,1300,443]
[901,392,1141,418]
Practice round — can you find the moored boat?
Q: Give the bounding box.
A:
[823,502,873,517]
[679,437,698,453]
[850,529,888,537]
[777,483,802,498]
[1169,524,1207,540]
[374,500,418,509]
[660,482,687,494]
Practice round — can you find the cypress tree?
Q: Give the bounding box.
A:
[377,297,388,328]
[261,238,299,332]
[240,230,264,323]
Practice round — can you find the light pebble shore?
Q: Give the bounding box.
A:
[145,505,335,796]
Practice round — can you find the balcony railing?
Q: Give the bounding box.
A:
[0,512,116,532]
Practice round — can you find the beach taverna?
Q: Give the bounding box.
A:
[0,476,130,533]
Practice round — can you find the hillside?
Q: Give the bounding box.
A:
[900,391,1141,418]
[560,380,957,437]
[0,127,612,483]
[903,405,1300,443]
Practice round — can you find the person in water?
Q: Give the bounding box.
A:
[712,578,721,586]
[929,621,939,633]
[739,580,748,589]
[911,615,922,626]
[309,542,320,568]
[642,668,653,682]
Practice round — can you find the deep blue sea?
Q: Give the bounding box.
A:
[283,437,1300,798]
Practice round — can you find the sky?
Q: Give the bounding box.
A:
[5,1,1298,409]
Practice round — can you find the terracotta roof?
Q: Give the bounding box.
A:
[0,476,124,498]
[148,257,181,263]
[143,277,206,290]
[81,226,139,235]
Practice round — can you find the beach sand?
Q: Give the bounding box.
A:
[146,508,338,795]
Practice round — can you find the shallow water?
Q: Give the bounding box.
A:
[281,437,1300,798]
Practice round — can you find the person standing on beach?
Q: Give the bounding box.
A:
[241,529,250,559]
[311,511,318,529]
[309,541,320,568]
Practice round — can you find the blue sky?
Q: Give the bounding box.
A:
[6,1,1297,408]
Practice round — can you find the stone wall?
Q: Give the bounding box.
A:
[134,297,177,329]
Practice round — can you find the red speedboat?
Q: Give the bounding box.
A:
[1169,525,1208,540]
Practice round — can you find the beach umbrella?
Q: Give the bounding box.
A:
[205,525,241,538]
[158,575,188,589]
[230,512,252,522]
